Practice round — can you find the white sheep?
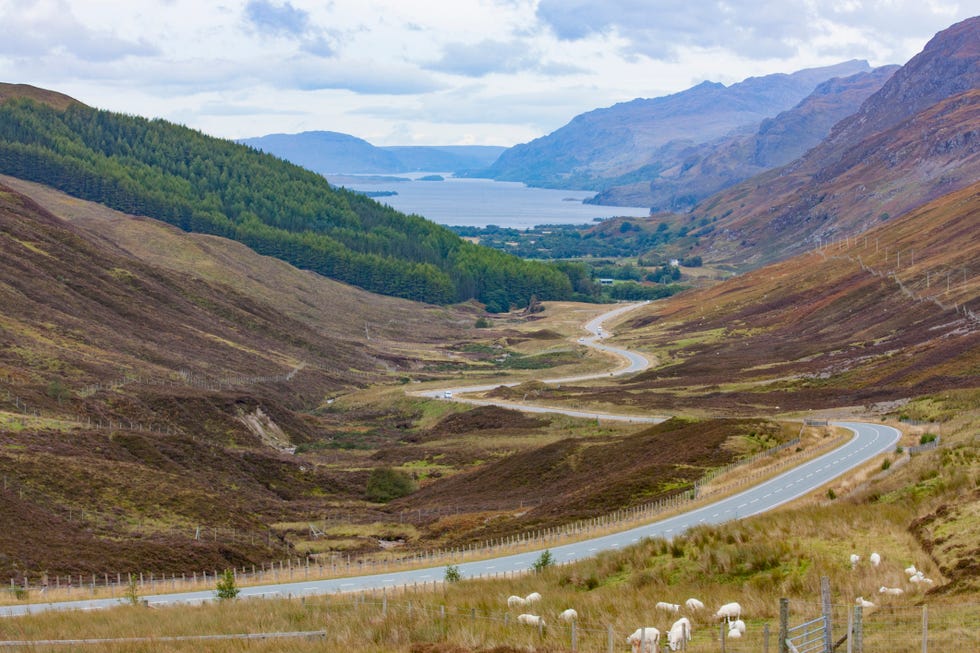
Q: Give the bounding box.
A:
[715,602,742,622]
[684,597,705,611]
[730,619,746,635]
[507,595,526,608]
[849,553,861,568]
[667,617,692,651]
[869,552,881,567]
[559,608,578,622]
[909,571,934,586]
[656,601,681,613]
[517,613,545,627]
[904,564,918,576]
[626,627,660,653]
[524,591,542,604]
[727,627,743,639]
[879,586,904,596]
[855,597,875,609]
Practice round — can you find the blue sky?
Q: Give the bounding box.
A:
[0,1,974,146]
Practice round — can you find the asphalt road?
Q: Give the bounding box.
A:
[1,422,899,617]
[1,301,902,617]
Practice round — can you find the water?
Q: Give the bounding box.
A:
[336,174,650,229]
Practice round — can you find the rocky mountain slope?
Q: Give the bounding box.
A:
[482,60,871,191]
[687,16,980,266]
[591,65,898,210]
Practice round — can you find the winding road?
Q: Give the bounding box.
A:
[1,303,901,617]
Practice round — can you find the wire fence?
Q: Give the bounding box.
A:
[3,589,974,652]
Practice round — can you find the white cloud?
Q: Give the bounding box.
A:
[0,0,975,145]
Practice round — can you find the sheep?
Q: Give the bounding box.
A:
[517,613,545,627]
[727,627,743,639]
[684,597,705,611]
[850,553,861,568]
[656,601,681,613]
[730,619,746,635]
[626,627,660,653]
[715,602,742,622]
[507,595,526,608]
[559,608,578,623]
[524,591,542,604]
[667,617,692,651]
[869,552,881,567]
[879,586,904,596]
[909,571,934,586]
[904,564,918,576]
[855,597,875,609]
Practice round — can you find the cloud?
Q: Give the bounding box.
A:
[282,58,445,95]
[534,0,966,61]
[424,39,589,78]
[0,0,158,62]
[244,0,310,37]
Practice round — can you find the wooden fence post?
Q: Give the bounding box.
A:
[779,598,789,653]
[853,605,863,653]
[921,605,928,653]
[607,624,614,653]
[821,576,833,653]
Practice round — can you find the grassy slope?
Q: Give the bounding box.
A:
[0,180,478,578]
[531,182,979,416]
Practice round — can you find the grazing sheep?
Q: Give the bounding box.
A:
[685,597,705,611]
[507,595,526,608]
[855,597,875,609]
[656,601,681,613]
[559,608,578,623]
[715,602,742,622]
[730,619,746,635]
[524,591,542,604]
[517,613,545,627]
[879,586,904,596]
[850,553,861,568]
[909,571,934,586]
[727,627,743,639]
[626,627,660,653]
[869,552,881,567]
[904,564,918,576]
[667,617,692,651]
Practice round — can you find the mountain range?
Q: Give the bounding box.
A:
[240,130,505,175]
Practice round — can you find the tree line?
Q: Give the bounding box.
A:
[0,98,574,311]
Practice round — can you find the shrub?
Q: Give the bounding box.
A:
[531,549,554,573]
[444,564,461,583]
[366,467,416,502]
[215,569,239,601]
[919,433,937,445]
[881,459,892,471]
[474,317,491,328]
[827,488,837,500]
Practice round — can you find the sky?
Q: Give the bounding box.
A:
[0,1,975,147]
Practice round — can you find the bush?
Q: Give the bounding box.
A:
[531,549,554,573]
[881,459,892,471]
[366,467,416,502]
[919,433,937,445]
[215,569,239,601]
[444,564,461,583]
[474,317,491,328]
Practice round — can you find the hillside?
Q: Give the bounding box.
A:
[687,16,980,265]
[482,60,871,190]
[241,130,505,174]
[0,87,571,311]
[536,182,979,416]
[591,65,898,210]
[0,178,483,577]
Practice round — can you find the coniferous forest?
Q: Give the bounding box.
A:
[0,98,578,311]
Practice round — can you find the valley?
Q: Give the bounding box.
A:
[0,12,978,652]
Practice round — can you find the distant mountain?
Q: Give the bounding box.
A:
[240,130,505,174]
[687,15,980,265]
[591,65,899,210]
[0,89,572,311]
[481,60,872,191]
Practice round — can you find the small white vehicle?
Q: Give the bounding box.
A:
[443,390,453,398]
